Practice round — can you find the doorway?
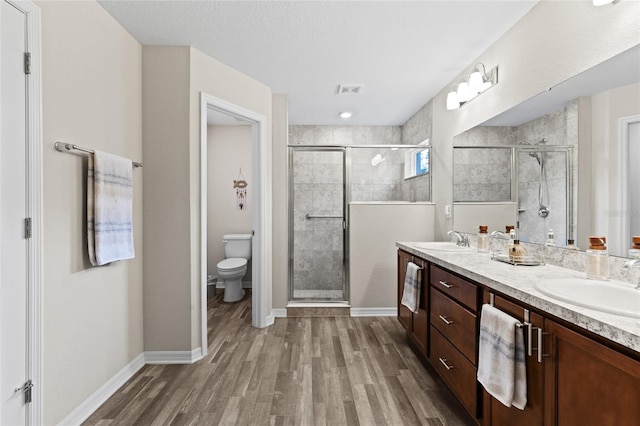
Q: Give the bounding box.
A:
[199,93,270,356]
[0,0,42,424]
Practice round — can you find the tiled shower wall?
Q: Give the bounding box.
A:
[289,125,431,202]
[452,99,578,245]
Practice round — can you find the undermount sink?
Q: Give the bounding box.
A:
[535,278,640,319]
[413,242,473,252]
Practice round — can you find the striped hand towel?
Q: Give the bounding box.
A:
[87,150,135,266]
[400,262,421,313]
[477,304,527,410]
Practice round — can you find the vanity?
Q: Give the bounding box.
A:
[397,242,640,425]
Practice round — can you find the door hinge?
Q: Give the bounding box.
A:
[25,217,32,239]
[15,380,34,404]
[24,52,31,75]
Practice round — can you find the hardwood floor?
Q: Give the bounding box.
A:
[83,290,476,425]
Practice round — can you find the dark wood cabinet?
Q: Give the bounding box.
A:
[543,319,640,426]
[397,249,428,356]
[481,292,544,426]
[396,249,640,426]
[428,264,480,419]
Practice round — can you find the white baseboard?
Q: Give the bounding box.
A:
[57,353,145,426]
[271,308,287,318]
[145,348,203,364]
[350,307,397,317]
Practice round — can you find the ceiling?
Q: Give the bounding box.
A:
[98,0,538,126]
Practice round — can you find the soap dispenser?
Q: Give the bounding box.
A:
[507,227,517,254]
[586,236,609,280]
[629,236,640,259]
[477,225,489,252]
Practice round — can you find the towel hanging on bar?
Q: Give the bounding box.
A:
[87,150,135,266]
[55,141,143,168]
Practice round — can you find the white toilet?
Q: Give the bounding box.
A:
[216,233,252,302]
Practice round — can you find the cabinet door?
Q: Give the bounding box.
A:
[481,293,544,426]
[544,319,640,426]
[397,250,413,332]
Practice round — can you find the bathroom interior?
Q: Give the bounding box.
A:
[11,1,640,424]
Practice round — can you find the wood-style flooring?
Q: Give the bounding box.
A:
[83,290,475,425]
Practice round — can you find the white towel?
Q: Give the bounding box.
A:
[477,304,527,410]
[87,150,135,266]
[400,262,421,313]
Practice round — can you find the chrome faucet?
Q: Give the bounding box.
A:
[623,259,640,290]
[488,230,508,252]
[447,230,469,247]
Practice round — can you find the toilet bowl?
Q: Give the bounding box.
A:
[216,234,252,303]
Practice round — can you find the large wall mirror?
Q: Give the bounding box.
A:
[452,44,640,258]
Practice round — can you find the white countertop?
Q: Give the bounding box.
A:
[397,242,640,354]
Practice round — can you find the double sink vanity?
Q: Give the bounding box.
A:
[396,241,640,425]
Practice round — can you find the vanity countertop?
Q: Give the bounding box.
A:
[397,242,640,354]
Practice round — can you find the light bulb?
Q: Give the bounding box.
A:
[446,91,460,110]
[339,111,352,119]
[468,70,483,95]
[457,81,470,103]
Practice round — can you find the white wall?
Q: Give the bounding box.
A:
[349,203,434,309]
[453,203,518,235]
[272,94,289,309]
[38,1,143,423]
[207,125,253,278]
[143,46,273,351]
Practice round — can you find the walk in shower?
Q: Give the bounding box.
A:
[288,142,431,302]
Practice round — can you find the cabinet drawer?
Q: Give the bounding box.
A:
[431,288,478,363]
[431,265,478,311]
[430,326,479,417]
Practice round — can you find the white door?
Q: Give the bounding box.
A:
[1,0,31,424]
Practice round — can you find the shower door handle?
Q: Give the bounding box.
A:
[304,213,343,219]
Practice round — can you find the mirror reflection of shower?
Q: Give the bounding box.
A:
[517,140,571,245]
[520,138,550,218]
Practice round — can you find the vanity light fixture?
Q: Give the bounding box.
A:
[339,111,352,119]
[592,0,618,5]
[446,63,498,110]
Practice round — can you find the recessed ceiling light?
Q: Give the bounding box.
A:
[339,111,352,119]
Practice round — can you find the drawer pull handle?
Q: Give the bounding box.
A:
[439,280,454,289]
[438,357,454,370]
[438,315,454,325]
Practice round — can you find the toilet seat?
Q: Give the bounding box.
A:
[217,257,247,272]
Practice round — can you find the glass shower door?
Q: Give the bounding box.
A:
[289,148,347,301]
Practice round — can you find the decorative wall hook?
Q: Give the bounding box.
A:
[234,168,247,210]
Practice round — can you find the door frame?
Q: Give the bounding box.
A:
[618,114,640,255]
[199,93,270,351]
[0,0,42,424]
[287,146,349,303]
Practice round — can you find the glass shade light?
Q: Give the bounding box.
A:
[339,111,352,119]
[457,81,470,103]
[446,90,460,110]
[468,70,483,95]
[593,0,614,5]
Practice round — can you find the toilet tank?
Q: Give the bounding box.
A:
[223,234,252,259]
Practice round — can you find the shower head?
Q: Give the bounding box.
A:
[529,151,541,165]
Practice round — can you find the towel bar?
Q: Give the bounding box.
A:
[55,141,143,168]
